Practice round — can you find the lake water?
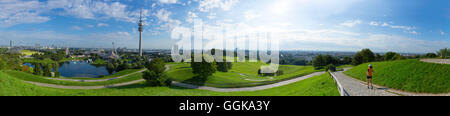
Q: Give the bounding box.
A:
[24,61,115,78]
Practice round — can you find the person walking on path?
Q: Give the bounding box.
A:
[367,64,374,89]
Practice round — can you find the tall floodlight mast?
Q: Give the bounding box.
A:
[138,9,144,56]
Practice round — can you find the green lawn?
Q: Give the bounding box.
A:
[167,62,319,88]
[22,57,85,64]
[60,68,143,80]
[4,70,143,86]
[0,71,339,96]
[344,59,450,93]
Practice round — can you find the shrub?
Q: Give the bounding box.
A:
[384,52,397,61]
[326,64,336,72]
[352,49,375,66]
[21,65,31,73]
[142,58,171,86]
[142,70,172,86]
[191,55,217,78]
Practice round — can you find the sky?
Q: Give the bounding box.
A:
[0,0,449,53]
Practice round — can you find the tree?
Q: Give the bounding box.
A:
[438,48,450,59]
[375,53,383,61]
[424,53,437,58]
[326,64,336,72]
[33,63,42,75]
[313,55,325,69]
[142,70,171,86]
[384,52,397,61]
[341,56,352,65]
[393,54,404,60]
[352,49,375,66]
[21,65,31,73]
[0,59,7,70]
[43,63,52,77]
[146,58,166,74]
[142,58,171,86]
[52,63,60,77]
[191,55,217,78]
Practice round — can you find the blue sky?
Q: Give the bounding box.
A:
[0,0,449,53]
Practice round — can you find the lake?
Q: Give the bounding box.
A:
[24,61,115,78]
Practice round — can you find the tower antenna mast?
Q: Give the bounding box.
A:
[138,8,143,56]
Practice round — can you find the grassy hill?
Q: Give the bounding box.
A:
[166,62,319,88]
[344,59,450,93]
[0,71,339,96]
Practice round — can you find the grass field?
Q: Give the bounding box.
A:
[59,69,143,80]
[20,50,42,56]
[22,57,85,64]
[344,59,450,93]
[167,62,319,88]
[0,71,339,96]
[4,70,143,86]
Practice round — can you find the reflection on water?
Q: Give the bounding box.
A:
[24,61,115,78]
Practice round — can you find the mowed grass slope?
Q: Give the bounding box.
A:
[4,70,143,86]
[0,71,339,96]
[344,59,450,93]
[167,62,318,88]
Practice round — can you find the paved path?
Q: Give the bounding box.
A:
[172,72,325,92]
[421,59,450,64]
[330,71,398,96]
[331,69,450,96]
[24,70,325,91]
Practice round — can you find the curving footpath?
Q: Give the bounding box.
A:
[420,59,450,64]
[23,70,325,91]
[331,68,450,96]
[172,72,325,92]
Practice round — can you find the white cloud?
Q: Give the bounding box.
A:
[374,21,418,35]
[97,23,109,27]
[0,0,50,27]
[369,21,379,26]
[71,26,82,30]
[158,0,177,4]
[198,0,239,12]
[153,9,181,32]
[440,30,445,35]
[340,19,362,27]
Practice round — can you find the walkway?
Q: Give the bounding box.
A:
[172,72,325,92]
[330,71,397,96]
[331,69,450,96]
[24,71,325,91]
[421,59,450,64]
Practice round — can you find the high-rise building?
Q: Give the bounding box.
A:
[10,40,14,48]
[138,9,144,56]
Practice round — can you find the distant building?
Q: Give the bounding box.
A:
[9,40,14,48]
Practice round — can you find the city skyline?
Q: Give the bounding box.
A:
[0,0,449,53]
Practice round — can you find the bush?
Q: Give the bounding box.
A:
[142,70,172,86]
[33,63,42,75]
[142,58,171,86]
[424,53,438,58]
[326,64,336,72]
[21,65,31,73]
[0,59,7,70]
[216,62,232,72]
[352,49,375,66]
[191,55,217,78]
[384,52,397,61]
